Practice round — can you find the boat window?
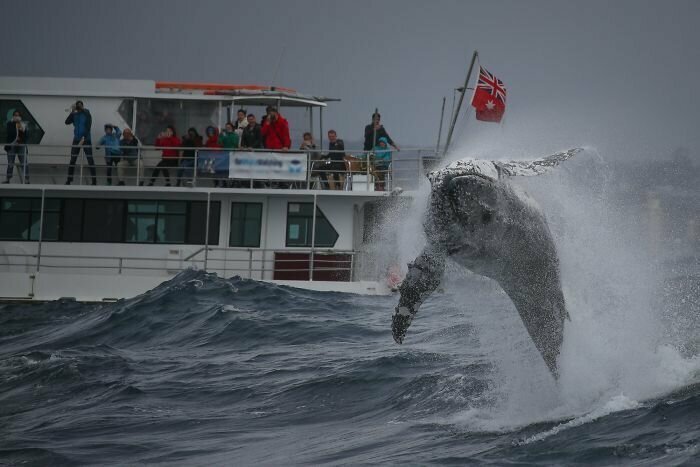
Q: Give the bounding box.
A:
[0,197,59,241]
[0,197,220,245]
[134,98,218,145]
[117,99,134,129]
[230,203,262,247]
[0,99,45,144]
[126,200,186,243]
[82,200,125,243]
[188,201,220,246]
[285,203,338,248]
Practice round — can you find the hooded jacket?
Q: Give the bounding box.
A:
[98,126,122,156]
[204,127,222,148]
[65,109,92,141]
[374,137,392,164]
[261,114,291,150]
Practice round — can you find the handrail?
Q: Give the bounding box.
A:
[1,143,435,191]
[0,247,362,281]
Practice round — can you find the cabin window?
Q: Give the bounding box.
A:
[285,203,338,248]
[117,99,135,130]
[0,197,59,241]
[82,200,126,243]
[134,98,218,145]
[126,201,186,243]
[0,100,45,144]
[188,201,220,246]
[125,200,220,244]
[229,203,262,247]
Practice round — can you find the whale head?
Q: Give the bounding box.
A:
[443,173,503,256]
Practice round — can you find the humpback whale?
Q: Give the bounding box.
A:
[392,149,582,377]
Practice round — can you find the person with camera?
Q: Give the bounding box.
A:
[65,100,97,185]
[97,124,122,185]
[4,110,29,184]
[148,125,181,186]
[260,106,290,150]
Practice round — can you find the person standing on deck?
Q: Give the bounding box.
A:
[176,127,202,187]
[97,124,122,185]
[218,122,239,149]
[261,106,290,150]
[363,112,399,152]
[65,100,97,185]
[233,109,248,148]
[241,114,263,149]
[4,110,29,184]
[118,128,142,185]
[149,125,181,186]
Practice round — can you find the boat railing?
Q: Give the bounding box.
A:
[1,144,438,192]
[0,246,360,282]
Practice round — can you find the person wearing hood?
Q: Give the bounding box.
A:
[176,127,202,187]
[260,106,291,150]
[4,110,29,184]
[373,136,392,191]
[65,100,97,185]
[97,124,122,185]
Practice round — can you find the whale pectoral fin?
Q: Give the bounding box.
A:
[496,148,583,177]
[392,248,446,344]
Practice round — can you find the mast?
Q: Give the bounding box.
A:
[443,50,478,156]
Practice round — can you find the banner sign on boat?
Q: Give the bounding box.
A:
[228,151,308,181]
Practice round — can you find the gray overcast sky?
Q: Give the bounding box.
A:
[5,0,700,159]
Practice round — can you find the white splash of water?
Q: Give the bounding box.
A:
[395,146,700,433]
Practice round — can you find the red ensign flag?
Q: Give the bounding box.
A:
[471,66,507,123]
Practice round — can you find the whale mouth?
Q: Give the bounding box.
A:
[447,243,478,256]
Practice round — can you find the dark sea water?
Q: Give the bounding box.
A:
[1,269,698,466]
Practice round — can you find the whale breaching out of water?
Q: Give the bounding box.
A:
[392,148,582,378]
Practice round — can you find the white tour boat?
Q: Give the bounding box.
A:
[0,76,433,301]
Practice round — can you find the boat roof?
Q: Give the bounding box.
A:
[0,76,338,107]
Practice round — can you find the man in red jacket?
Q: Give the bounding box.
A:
[260,106,290,150]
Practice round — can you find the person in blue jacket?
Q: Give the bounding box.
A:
[97,124,122,185]
[65,100,97,185]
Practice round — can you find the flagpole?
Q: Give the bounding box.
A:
[443,50,478,156]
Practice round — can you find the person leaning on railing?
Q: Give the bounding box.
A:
[3,110,29,184]
[241,114,262,149]
[118,128,142,186]
[148,125,181,186]
[373,136,392,191]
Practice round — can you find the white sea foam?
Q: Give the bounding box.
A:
[517,394,641,445]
